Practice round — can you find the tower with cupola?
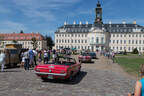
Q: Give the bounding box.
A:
[94,0,103,24]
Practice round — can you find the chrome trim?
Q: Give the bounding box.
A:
[34,71,67,76]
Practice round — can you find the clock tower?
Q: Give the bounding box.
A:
[94,0,103,24]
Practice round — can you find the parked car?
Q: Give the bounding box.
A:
[34,57,81,81]
[78,53,92,63]
[88,52,97,59]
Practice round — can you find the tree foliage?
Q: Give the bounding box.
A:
[20,30,24,33]
[12,40,18,43]
[132,48,139,54]
[45,35,54,49]
[31,37,38,49]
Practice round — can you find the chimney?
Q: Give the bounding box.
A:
[64,21,67,25]
[86,21,88,25]
[122,20,126,24]
[133,20,136,24]
[79,21,82,25]
[73,21,76,25]
[109,21,112,24]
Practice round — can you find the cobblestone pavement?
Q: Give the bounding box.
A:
[0,55,136,96]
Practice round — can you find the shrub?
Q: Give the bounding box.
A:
[132,48,139,54]
[123,50,127,55]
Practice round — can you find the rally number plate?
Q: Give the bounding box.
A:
[48,75,53,79]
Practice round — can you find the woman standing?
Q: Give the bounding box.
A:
[128,64,144,96]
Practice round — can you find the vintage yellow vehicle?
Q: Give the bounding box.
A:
[4,43,22,67]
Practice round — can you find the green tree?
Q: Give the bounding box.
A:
[31,37,38,49]
[45,35,54,49]
[12,40,18,43]
[132,48,139,54]
[20,30,24,33]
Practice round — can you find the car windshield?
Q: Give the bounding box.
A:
[89,53,96,56]
[81,53,89,56]
[46,57,76,66]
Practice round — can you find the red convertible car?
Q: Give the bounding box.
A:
[78,53,92,63]
[34,57,81,81]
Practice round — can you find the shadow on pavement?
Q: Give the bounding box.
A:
[0,70,22,73]
[42,71,87,85]
[82,61,95,64]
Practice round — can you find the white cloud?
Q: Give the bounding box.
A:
[12,0,81,21]
[0,21,27,33]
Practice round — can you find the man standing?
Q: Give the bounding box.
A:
[29,49,34,67]
[0,50,6,72]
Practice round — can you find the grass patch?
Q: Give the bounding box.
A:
[115,55,144,77]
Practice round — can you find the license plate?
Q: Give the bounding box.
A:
[48,75,53,79]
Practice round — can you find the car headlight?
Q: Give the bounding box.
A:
[35,68,40,72]
[60,70,65,74]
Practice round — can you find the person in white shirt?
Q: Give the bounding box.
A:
[0,50,6,72]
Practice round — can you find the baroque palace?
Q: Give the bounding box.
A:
[55,0,144,52]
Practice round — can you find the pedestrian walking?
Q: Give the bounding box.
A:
[38,50,42,64]
[43,49,48,64]
[24,50,29,70]
[20,52,25,68]
[112,51,115,63]
[0,50,6,72]
[33,49,37,66]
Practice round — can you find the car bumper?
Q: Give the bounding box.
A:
[34,71,67,76]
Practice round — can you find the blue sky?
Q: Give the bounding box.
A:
[0,0,144,39]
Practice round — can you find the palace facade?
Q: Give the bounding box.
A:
[55,0,144,52]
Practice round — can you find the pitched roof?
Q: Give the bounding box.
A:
[0,33,44,41]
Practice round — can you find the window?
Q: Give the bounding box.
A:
[124,40,126,44]
[68,40,69,43]
[75,40,77,43]
[82,34,83,37]
[120,40,122,44]
[129,47,131,51]
[121,35,122,37]
[129,40,131,44]
[120,47,122,50]
[101,37,104,44]
[96,37,99,44]
[81,40,83,43]
[113,40,115,44]
[129,35,131,37]
[78,40,80,43]
[139,40,141,44]
[71,40,73,43]
[117,34,119,37]
[117,40,119,44]
[113,34,115,37]
[132,40,134,44]
[136,40,138,44]
[85,40,87,43]
[65,40,67,43]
